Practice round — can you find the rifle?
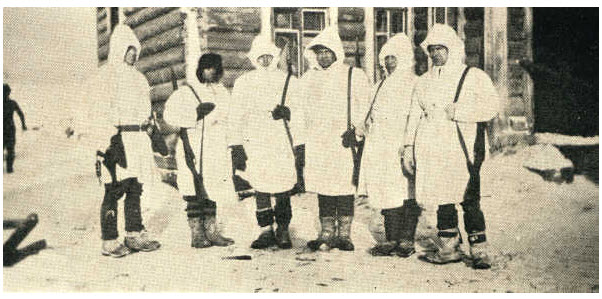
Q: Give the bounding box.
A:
[346,66,363,187]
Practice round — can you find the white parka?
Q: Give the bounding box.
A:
[359,33,418,209]
[77,24,154,184]
[290,26,372,196]
[405,24,500,212]
[230,35,298,194]
[164,78,236,204]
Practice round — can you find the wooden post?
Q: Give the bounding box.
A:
[457,7,467,41]
[261,7,272,37]
[364,7,375,82]
[329,7,338,26]
[484,7,508,111]
[181,7,202,85]
[523,7,534,127]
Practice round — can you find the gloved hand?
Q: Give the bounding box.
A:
[341,128,358,148]
[271,105,291,121]
[230,145,248,171]
[196,102,216,121]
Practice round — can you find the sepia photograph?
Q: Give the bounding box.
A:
[2,2,599,293]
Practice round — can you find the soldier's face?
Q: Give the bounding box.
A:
[314,47,336,69]
[124,47,137,66]
[428,45,449,66]
[257,54,274,68]
[384,55,397,74]
[202,67,217,82]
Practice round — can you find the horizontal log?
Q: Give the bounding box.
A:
[464,21,484,37]
[125,7,178,28]
[136,45,185,73]
[151,79,187,103]
[97,21,108,35]
[205,8,261,33]
[508,41,527,59]
[465,37,483,54]
[205,31,256,52]
[123,7,146,16]
[98,31,111,48]
[215,50,254,70]
[139,26,184,58]
[339,7,365,22]
[338,21,365,41]
[222,69,248,89]
[97,8,107,22]
[98,43,110,61]
[133,10,185,42]
[342,41,366,56]
[144,63,186,86]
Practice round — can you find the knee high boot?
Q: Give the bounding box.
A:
[371,206,403,256]
[202,199,234,247]
[307,194,337,251]
[251,192,277,249]
[184,196,211,248]
[396,199,421,257]
[335,195,355,251]
[421,204,462,264]
[274,194,293,249]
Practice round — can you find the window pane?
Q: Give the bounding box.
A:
[436,7,446,24]
[303,11,325,31]
[375,9,388,33]
[275,12,293,28]
[390,9,406,33]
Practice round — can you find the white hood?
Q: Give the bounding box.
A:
[304,26,346,70]
[420,24,465,69]
[247,33,281,70]
[378,33,414,75]
[107,24,141,67]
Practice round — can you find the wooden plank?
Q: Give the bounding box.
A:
[144,62,186,86]
[205,8,261,33]
[125,7,178,28]
[339,7,364,22]
[97,8,107,22]
[123,7,145,16]
[338,21,365,41]
[139,26,184,58]
[97,21,108,35]
[133,10,185,42]
[342,41,366,56]
[205,31,256,52]
[136,45,185,73]
[150,79,187,103]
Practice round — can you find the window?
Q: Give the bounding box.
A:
[273,7,328,76]
[428,7,457,29]
[374,8,408,80]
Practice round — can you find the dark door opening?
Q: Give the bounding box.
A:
[530,8,598,136]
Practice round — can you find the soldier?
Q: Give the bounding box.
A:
[230,35,298,249]
[83,24,161,257]
[162,53,234,248]
[359,34,421,257]
[3,83,27,174]
[404,24,500,268]
[290,27,372,251]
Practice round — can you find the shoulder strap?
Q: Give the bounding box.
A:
[184,84,202,104]
[453,67,472,103]
[280,71,293,106]
[347,66,353,130]
[364,78,386,124]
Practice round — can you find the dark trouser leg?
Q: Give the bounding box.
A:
[274,193,292,249]
[371,206,403,256]
[318,194,337,218]
[100,182,124,241]
[400,199,421,242]
[255,192,274,227]
[123,178,145,233]
[461,185,491,269]
[5,135,15,173]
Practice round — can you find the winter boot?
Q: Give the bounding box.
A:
[421,228,462,264]
[274,195,293,249]
[101,239,131,258]
[395,239,416,258]
[395,199,421,258]
[468,232,491,269]
[124,230,161,252]
[371,207,403,256]
[307,216,337,251]
[203,215,234,246]
[335,216,355,251]
[251,226,277,249]
[187,217,211,248]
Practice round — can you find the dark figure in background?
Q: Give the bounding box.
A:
[3,84,27,174]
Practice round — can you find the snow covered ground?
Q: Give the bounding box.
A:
[3,128,599,292]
